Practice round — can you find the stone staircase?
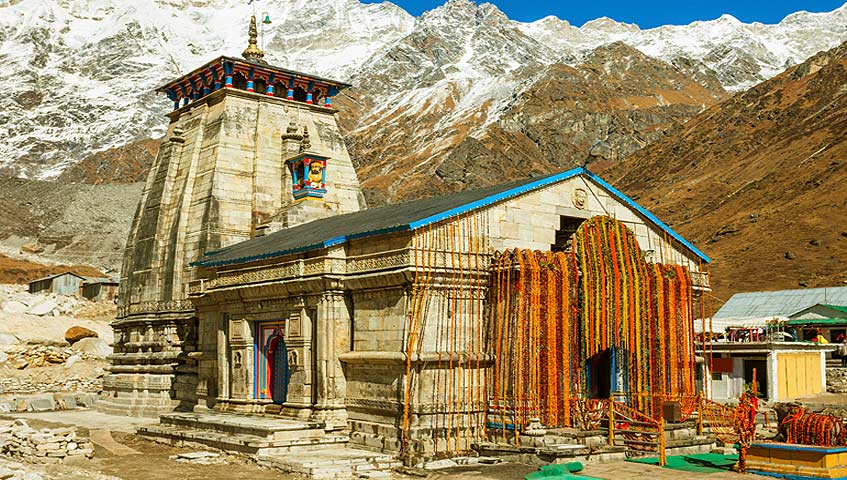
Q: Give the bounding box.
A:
[258,447,400,479]
[137,411,400,479]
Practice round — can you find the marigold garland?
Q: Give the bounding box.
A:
[488,216,698,430]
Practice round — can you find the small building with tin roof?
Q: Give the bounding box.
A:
[28,272,86,296]
[81,277,120,303]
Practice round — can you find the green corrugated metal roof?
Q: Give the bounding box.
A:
[786,318,847,326]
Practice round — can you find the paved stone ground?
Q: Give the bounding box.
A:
[421,460,746,479]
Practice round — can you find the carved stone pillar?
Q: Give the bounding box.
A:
[311,281,349,429]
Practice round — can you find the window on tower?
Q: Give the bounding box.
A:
[292,86,308,103]
[254,78,268,95]
[233,72,248,90]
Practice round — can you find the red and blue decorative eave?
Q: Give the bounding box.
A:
[157,56,350,111]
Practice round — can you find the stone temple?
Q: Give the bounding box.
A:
[103,17,712,470]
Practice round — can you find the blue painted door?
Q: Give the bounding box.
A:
[268,335,289,404]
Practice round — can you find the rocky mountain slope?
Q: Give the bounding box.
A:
[343,39,729,203]
[1,0,844,181]
[0,0,416,179]
[599,41,847,303]
[0,176,141,271]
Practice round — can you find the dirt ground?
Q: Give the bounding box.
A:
[1,413,296,480]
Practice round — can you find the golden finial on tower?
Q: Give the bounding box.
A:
[242,15,266,63]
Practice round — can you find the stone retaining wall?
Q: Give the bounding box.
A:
[827,367,847,393]
[0,419,94,464]
[0,393,98,413]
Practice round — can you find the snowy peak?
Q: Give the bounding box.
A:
[520,2,847,91]
[581,16,640,33]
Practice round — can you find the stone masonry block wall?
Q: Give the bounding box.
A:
[0,420,94,464]
[827,367,847,393]
[484,176,702,273]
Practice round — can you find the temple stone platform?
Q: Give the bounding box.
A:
[478,421,716,466]
[137,411,400,479]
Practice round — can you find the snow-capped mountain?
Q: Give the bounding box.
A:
[520,6,847,91]
[0,0,415,178]
[0,0,845,181]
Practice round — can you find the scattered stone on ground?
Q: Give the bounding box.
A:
[0,341,106,394]
[0,299,110,395]
[170,451,227,465]
[25,300,61,318]
[0,344,102,369]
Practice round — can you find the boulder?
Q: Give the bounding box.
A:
[64,326,98,344]
[0,333,18,347]
[26,299,59,316]
[70,338,111,358]
[1,300,28,314]
[64,353,82,368]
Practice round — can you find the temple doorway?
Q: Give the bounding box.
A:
[587,349,612,399]
[254,321,289,403]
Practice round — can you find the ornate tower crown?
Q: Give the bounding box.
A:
[242,15,266,64]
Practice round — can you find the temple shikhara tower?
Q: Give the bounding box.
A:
[105,13,714,472]
[100,16,365,416]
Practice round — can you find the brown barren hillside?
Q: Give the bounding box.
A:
[0,253,104,284]
[601,42,847,305]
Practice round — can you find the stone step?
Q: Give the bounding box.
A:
[258,447,400,480]
[137,423,349,455]
[159,411,325,440]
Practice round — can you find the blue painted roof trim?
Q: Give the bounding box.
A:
[407,167,584,230]
[582,170,710,263]
[196,166,709,267]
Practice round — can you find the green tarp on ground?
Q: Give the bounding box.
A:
[524,462,605,480]
[627,453,739,473]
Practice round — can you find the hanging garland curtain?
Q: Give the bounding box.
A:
[489,216,698,430]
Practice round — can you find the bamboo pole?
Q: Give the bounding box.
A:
[608,398,615,446]
[658,417,667,467]
[697,392,704,436]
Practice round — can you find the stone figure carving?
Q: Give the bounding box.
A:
[573,188,587,209]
